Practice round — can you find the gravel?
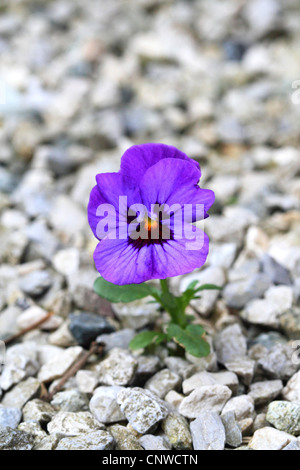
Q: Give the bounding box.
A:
[0,0,300,451]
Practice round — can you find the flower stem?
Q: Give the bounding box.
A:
[160,278,169,295]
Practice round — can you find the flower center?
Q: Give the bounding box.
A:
[143,216,158,233]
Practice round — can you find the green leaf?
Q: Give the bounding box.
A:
[94,277,160,303]
[167,323,210,358]
[129,331,167,350]
[195,284,223,292]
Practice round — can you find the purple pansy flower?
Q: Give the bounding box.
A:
[88,143,215,285]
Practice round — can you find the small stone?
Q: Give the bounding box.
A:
[117,387,168,434]
[179,385,232,419]
[283,440,300,451]
[224,357,256,386]
[267,401,300,436]
[0,428,35,450]
[145,369,181,399]
[0,353,39,391]
[17,306,62,331]
[56,430,114,450]
[139,434,171,450]
[38,346,83,383]
[258,344,298,381]
[19,270,52,297]
[249,380,283,406]
[164,391,184,410]
[223,274,271,310]
[112,297,159,329]
[34,435,61,450]
[261,254,292,286]
[222,395,255,422]
[249,427,296,451]
[250,332,287,350]
[221,411,243,448]
[162,413,192,450]
[136,355,161,379]
[2,377,41,409]
[242,286,294,328]
[0,406,22,431]
[48,320,77,347]
[97,329,135,352]
[208,243,237,269]
[239,418,254,436]
[22,399,56,425]
[108,424,143,450]
[48,411,104,437]
[51,390,89,412]
[76,370,98,394]
[49,195,86,236]
[280,309,300,340]
[283,371,300,403]
[190,411,226,450]
[90,386,125,424]
[253,413,269,432]
[164,357,197,380]
[52,248,80,276]
[18,421,47,443]
[182,371,239,395]
[98,348,137,386]
[69,312,115,348]
[214,324,247,365]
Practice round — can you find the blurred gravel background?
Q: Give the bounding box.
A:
[0,0,300,451]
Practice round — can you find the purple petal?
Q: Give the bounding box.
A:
[88,172,139,240]
[120,143,200,185]
[93,226,210,285]
[138,158,214,221]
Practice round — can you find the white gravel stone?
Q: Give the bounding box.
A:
[76,370,99,394]
[283,371,300,404]
[139,434,171,450]
[117,387,169,434]
[90,386,125,424]
[190,411,226,450]
[47,411,104,437]
[249,380,283,406]
[0,406,22,431]
[179,385,232,419]
[214,324,247,364]
[222,395,255,422]
[249,427,296,451]
[182,371,239,395]
[145,369,182,399]
[56,430,114,450]
[98,348,137,386]
[38,346,83,383]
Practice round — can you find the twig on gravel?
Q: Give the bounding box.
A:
[3,311,54,346]
[42,341,105,402]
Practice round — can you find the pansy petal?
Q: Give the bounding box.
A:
[95,172,136,210]
[93,237,155,285]
[150,226,210,279]
[94,226,209,284]
[120,143,200,185]
[138,158,214,221]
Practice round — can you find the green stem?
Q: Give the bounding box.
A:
[160,278,169,295]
